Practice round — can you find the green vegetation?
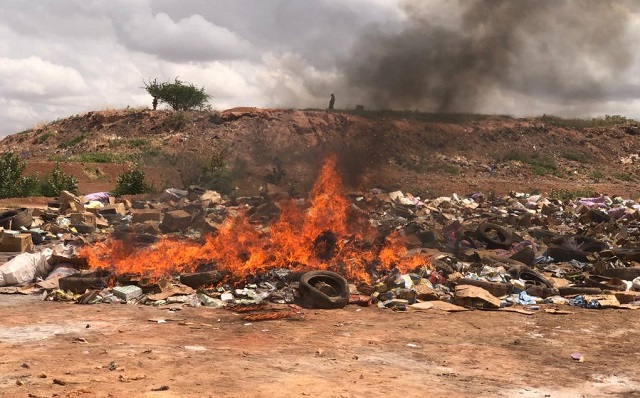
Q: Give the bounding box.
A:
[113,167,152,196]
[143,77,211,111]
[590,170,605,181]
[40,163,78,196]
[33,131,54,145]
[503,150,558,176]
[52,153,132,163]
[57,133,88,149]
[0,152,27,199]
[0,153,78,198]
[561,150,592,163]
[614,173,635,182]
[128,139,148,148]
[550,187,597,201]
[537,114,638,129]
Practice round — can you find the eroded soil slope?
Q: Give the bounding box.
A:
[1,108,639,197]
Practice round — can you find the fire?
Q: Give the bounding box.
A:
[82,157,430,283]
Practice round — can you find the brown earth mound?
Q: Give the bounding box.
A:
[1,108,639,198]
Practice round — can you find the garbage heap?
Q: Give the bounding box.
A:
[2,178,640,314]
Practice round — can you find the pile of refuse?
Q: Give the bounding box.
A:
[2,184,640,315]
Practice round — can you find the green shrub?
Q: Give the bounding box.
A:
[144,77,211,111]
[113,167,151,196]
[503,150,557,176]
[0,152,26,198]
[199,168,235,195]
[40,163,78,197]
[17,174,44,197]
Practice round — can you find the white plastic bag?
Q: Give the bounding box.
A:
[0,249,53,286]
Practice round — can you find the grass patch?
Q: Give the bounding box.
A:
[51,153,131,163]
[550,187,597,201]
[590,170,605,181]
[561,150,592,163]
[33,131,54,145]
[129,139,149,148]
[614,173,635,182]
[58,133,88,149]
[503,150,558,176]
[537,114,638,129]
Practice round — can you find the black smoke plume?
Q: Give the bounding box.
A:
[343,0,634,112]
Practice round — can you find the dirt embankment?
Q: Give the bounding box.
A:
[1,108,639,198]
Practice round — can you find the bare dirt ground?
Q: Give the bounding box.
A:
[1,295,639,398]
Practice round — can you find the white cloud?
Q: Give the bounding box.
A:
[115,12,255,61]
[0,57,86,100]
[0,0,638,138]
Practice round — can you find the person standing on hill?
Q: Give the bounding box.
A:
[328,93,335,110]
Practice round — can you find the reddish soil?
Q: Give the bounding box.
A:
[1,108,639,199]
[0,295,638,398]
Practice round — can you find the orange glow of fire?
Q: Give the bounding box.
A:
[81,157,430,282]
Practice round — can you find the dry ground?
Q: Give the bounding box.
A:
[0,295,639,398]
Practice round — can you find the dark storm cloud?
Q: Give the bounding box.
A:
[341,0,635,112]
[149,0,398,67]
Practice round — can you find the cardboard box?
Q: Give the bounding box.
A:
[98,203,127,216]
[131,209,162,223]
[69,212,97,227]
[0,233,33,252]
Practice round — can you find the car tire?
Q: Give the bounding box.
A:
[298,270,350,309]
[476,223,513,249]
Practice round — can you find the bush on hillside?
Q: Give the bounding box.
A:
[40,163,78,197]
[0,152,26,198]
[113,167,151,196]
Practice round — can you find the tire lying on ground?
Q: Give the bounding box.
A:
[298,270,350,309]
[476,223,513,249]
[0,208,32,230]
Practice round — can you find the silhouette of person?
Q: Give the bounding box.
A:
[328,93,335,110]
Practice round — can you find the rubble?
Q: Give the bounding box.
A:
[2,160,640,316]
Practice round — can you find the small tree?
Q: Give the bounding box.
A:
[41,163,78,197]
[143,77,211,111]
[0,152,26,199]
[113,167,151,196]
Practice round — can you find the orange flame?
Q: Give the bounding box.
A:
[81,157,430,283]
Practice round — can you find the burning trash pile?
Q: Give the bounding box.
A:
[1,158,640,315]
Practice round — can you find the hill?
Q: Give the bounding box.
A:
[1,108,639,199]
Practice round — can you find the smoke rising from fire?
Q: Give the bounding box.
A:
[342,0,634,113]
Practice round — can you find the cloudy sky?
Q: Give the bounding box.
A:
[0,0,639,136]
